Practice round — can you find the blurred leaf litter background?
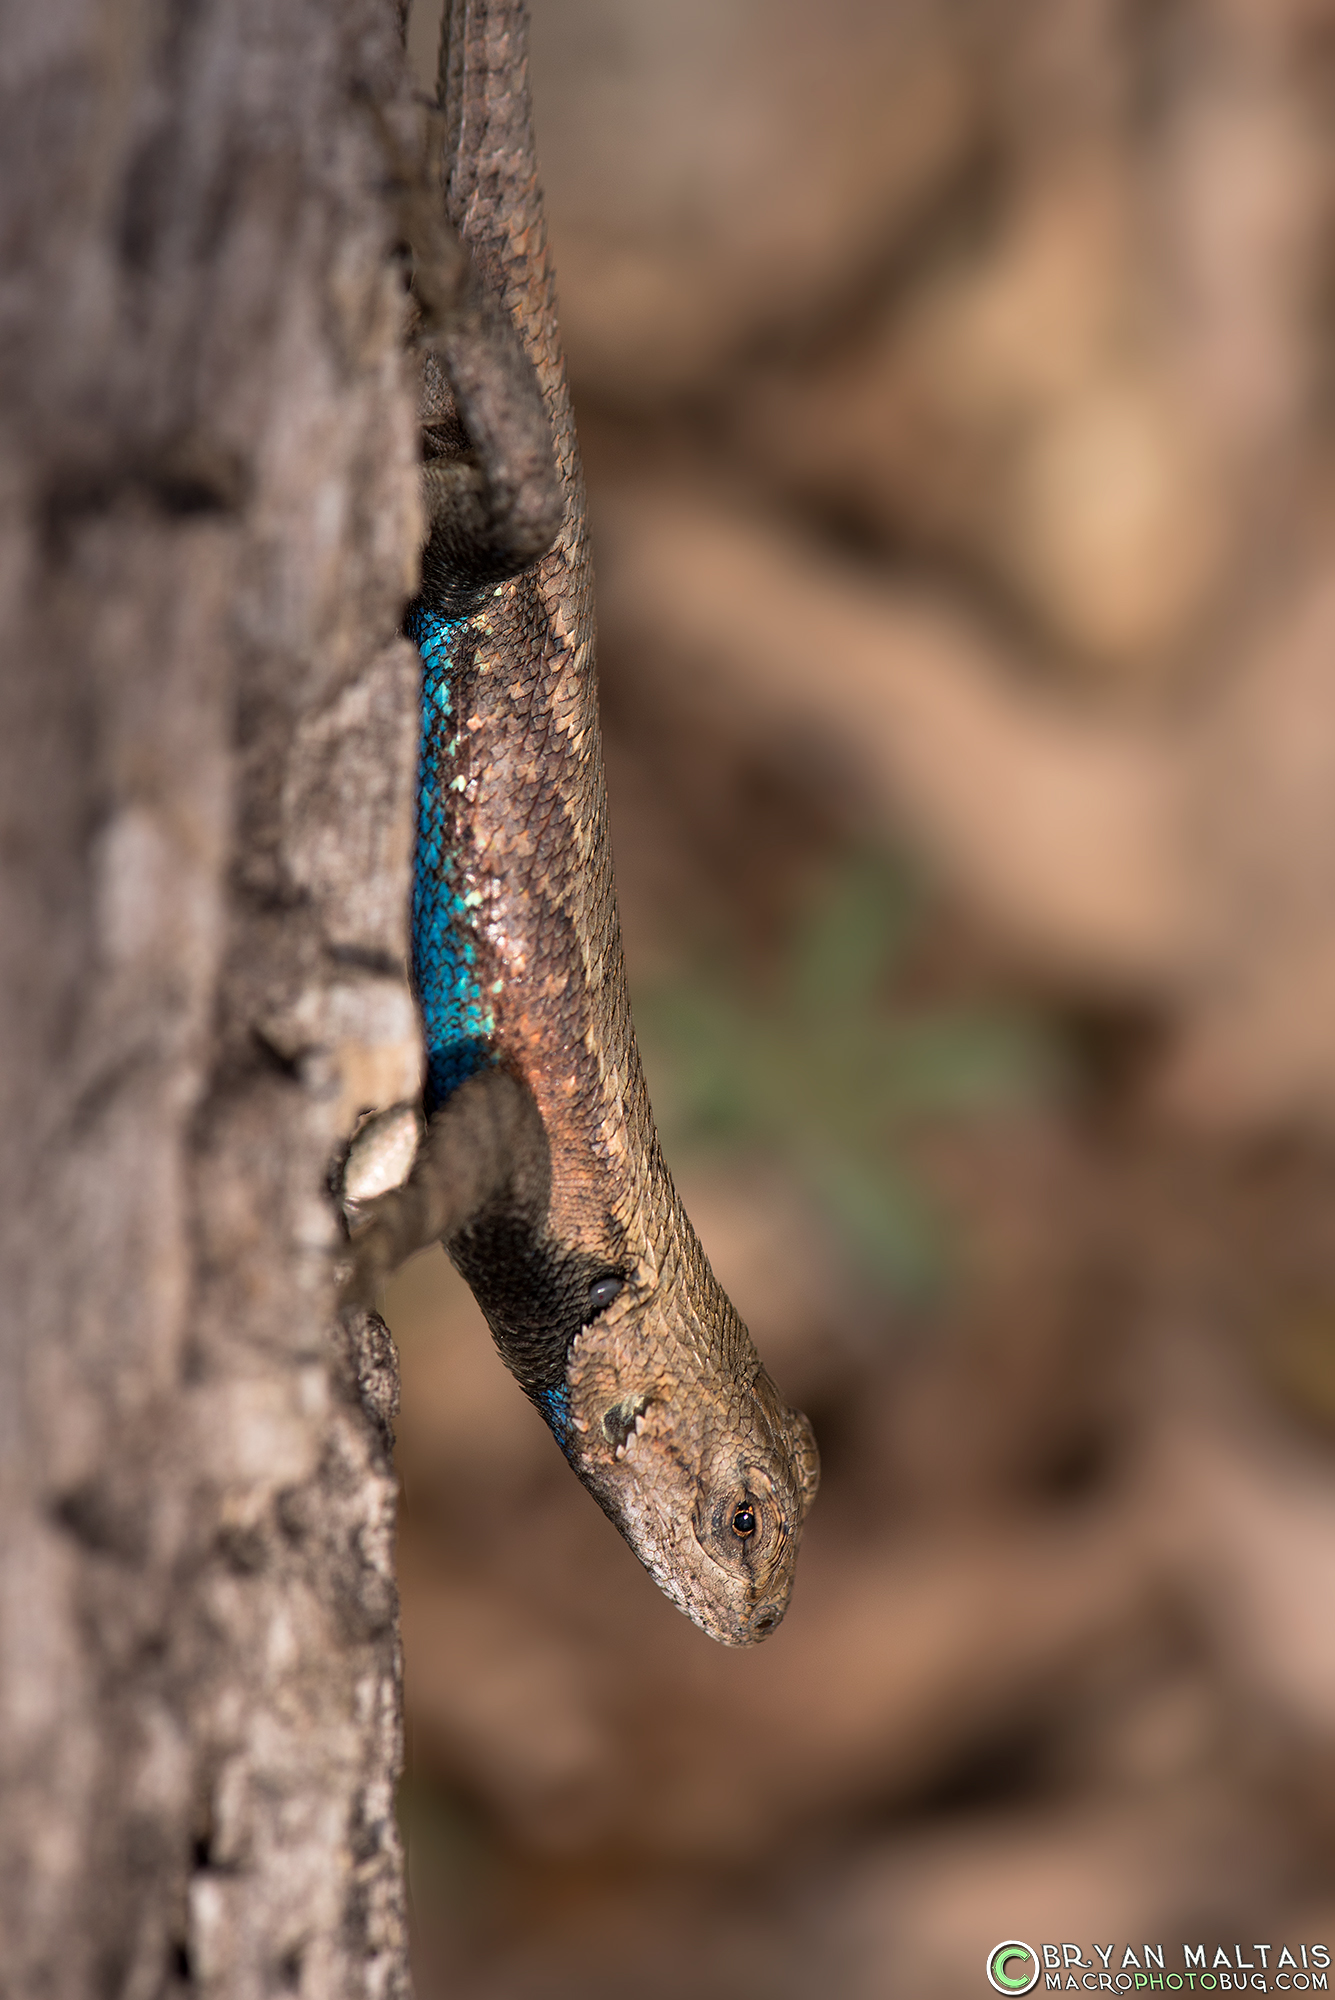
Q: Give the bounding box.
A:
[391,1,1335,1994]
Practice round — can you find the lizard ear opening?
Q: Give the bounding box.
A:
[602,1393,648,1453]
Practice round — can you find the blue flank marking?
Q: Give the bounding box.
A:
[407,601,573,1450]
[407,602,496,1112]
[536,1381,573,1451]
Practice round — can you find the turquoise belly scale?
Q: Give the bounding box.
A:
[406,600,495,1113]
[406,597,570,1439]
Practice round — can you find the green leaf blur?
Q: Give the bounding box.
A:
[636,855,1062,1299]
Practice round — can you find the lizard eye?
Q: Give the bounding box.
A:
[732,1505,757,1538]
[586,1274,623,1318]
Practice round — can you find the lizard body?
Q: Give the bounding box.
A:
[375,0,818,1646]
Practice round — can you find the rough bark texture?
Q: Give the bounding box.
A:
[0,0,422,1993]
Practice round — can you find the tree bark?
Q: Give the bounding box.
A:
[0,0,421,1993]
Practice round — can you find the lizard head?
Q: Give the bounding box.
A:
[560,1259,820,1646]
[445,1129,819,1645]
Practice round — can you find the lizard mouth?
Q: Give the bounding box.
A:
[688,1583,791,1647]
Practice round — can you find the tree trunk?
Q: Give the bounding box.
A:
[0,0,421,1992]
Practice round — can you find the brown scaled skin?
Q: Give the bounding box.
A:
[565,1254,821,1647]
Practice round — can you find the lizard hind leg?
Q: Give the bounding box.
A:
[375,98,564,610]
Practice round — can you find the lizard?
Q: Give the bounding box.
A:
[350,0,818,1647]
